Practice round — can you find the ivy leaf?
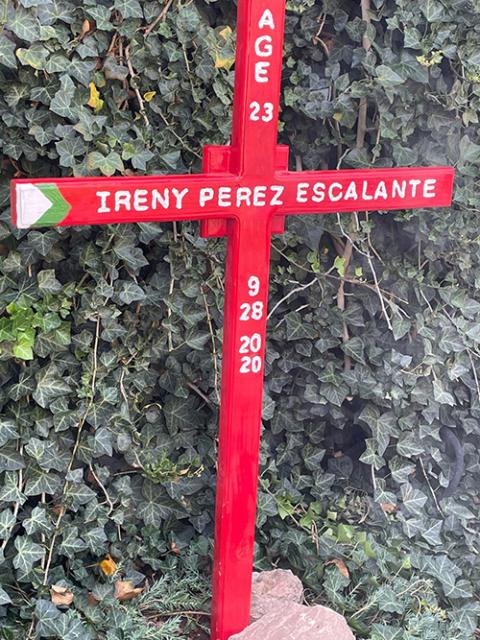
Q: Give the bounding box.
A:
[35,325,71,357]
[421,520,443,546]
[0,472,26,504]
[28,230,58,256]
[185,330,210,350]
[439,330,464,353]
[38,269,62,294]
[114,0,144,18]
[0,420,19,447]
[164,397,200,434]
[14,535,45,573]
[69,59,96,86]
[87,82,104,112]
[34,600,60,634]
[0,509,16,540]
[0,585,11,605]
[375,586,405,614]
[56,136,87,168]
[397,433,424,457]
[359,439,385,469]
[176,6,201,32]
[0,447,25,472]
[24,468,62,496]
[113,241,149,271]
[433,380,455,405]
[64,482,96,508]
[391,316,411,340]
[23,506,51,535]
[7,7,40,41]
[390,457,416,484]
[16,44,49,70]
[138,499,163,527]
[422,555,473,599]
[83,526,107,551]
[118,282,145,304]
[376,65,405,87]
[443,579,473,600]
[84,6,112,30]
[87,151,125,176]
[13,336,34,360]
[401,484,428,514]
[45,53,69,74]
[285,312,317,340]
[0,34,18,69]
[421,0,445,21]
[50,75,76,119]
[450,603,480,636]
[59,527,88,558]
[371,624,403,640]
[94,428,113,456]
[459,135,480,164]
[342,336,365,363]
[33,368,71,408]
[320,383,349,407]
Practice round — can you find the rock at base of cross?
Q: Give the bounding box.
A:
[229,570,355,640]
[250,570,304,622]
[230,604,355,640]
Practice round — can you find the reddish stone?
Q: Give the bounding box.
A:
[231,603,355,640]
[250,570,304,622]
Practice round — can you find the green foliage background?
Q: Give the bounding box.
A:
[1,0,480,637]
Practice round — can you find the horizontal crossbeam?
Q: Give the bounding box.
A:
[278,166,454,213]
[13,165,454,229]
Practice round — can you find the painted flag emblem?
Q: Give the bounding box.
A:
[15,183,71,229]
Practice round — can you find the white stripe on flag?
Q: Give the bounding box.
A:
[16,183,52,229]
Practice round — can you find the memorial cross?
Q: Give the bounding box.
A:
[11,1,454,639]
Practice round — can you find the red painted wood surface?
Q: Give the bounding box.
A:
[10,1,455,639]
[13,166,454,229]
[230,0,286,176]
[211,214,272,640]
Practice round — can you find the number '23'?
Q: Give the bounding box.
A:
[249,101,274,122]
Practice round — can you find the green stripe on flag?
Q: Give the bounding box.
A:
[35,184,71,226]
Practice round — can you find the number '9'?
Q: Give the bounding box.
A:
[248,276,260,297]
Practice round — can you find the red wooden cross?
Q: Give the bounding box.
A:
[11,1,454,639]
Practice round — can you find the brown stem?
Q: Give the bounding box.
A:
[337,0,373,370]
[336,239,354,371]
[357,0,371,149]
[144,0,174,38]
[125,44,150,126]
[360,0,372,50]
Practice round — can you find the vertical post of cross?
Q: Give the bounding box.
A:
[230,0,286,176]
[210,2,287,639]
[210,215,272,640]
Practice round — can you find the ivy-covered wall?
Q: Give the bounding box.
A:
[1,0,480,638]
